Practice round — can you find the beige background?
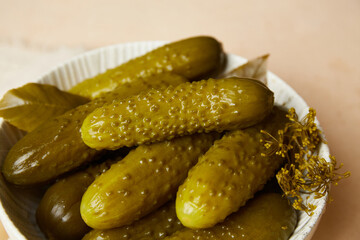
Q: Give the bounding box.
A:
[0,0,359,239]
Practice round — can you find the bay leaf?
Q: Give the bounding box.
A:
[0,83,89,132]
[222,54,269,84]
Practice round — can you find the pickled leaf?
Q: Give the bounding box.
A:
[222,54,269,84]
[0,83,89,132]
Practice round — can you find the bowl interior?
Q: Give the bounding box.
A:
[0,41,329,240]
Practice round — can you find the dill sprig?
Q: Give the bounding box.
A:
[261,108,350,215]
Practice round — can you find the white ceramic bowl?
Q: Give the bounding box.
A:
[0,41,329,240]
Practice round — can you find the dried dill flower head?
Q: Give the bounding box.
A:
[261,108,350,215]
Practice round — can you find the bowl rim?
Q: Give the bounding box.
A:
[0,40,329,240]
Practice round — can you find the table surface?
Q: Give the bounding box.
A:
[0,0,359,239]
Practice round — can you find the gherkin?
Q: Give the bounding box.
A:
[2,73,188,186]
[81,77,274,150]
[176,107,288,229]
[166,193,297,240]
[80,133,218,229]
[36,157,121,240]
[82,201,183,240]
[69,36,224,99]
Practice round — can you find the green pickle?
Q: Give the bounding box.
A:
[2,73,188,186]
[36,157,121,240]
[69,36,224,99]
[176,107,288,229]
[165,193,297,240]
[80,133,218,229]
[82,201,183,240]
[81,77,274,150]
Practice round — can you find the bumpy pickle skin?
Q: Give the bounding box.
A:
[36,158,121,240]
[69,36,224,99]
[176,107,288,229]
[2,73,188,186]
[165,193,297,240]
[80,133,218,229]
[82,201,183,240]
[81,77,274,150]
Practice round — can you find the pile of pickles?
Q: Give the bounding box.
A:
[0,36,298,240]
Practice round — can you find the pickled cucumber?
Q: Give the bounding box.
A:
[69,36,224,99]
[165,193,297,240]
[80,133,218,229]
[2,73,188,185]
[81,77,274,150]
[176,107,288,229]
[82,201,183,240]
[36,157,122,240]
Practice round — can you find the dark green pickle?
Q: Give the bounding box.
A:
[2,73,188,186]
[166,193,297,240]
[36,157,121,240]
[82,201,183,240]
[69,36,224,99]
